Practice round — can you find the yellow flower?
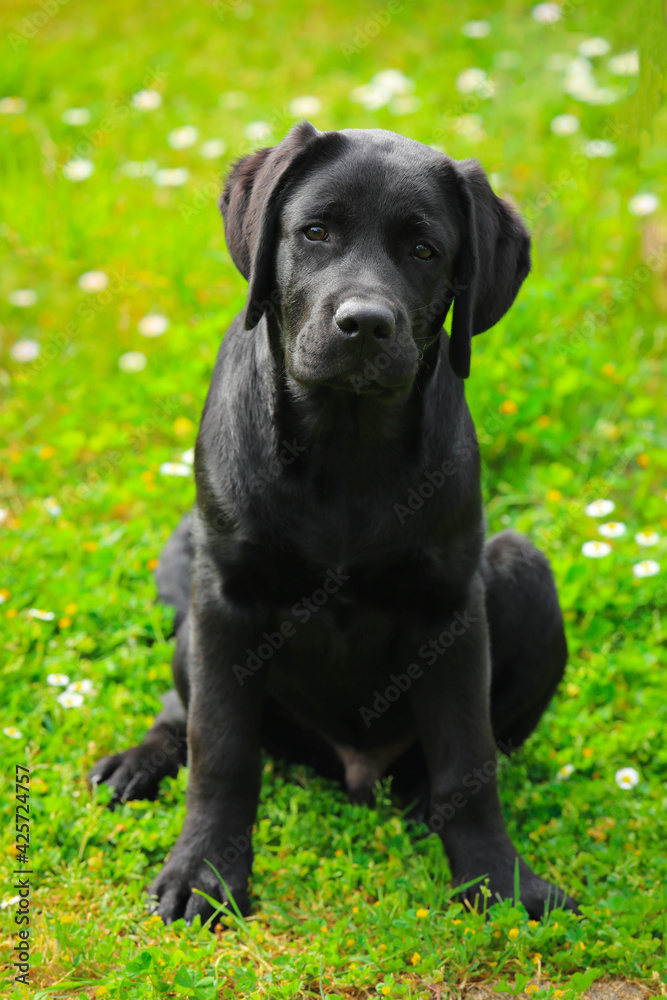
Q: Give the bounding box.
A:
[528,920,539,928]
[637,453,650,468]
[173,416,195,437]
[58,616,72,628]
[381,988,391,996]
[64,602,78,615]
[39,445,55,460]
[546,489,562,503]
[493,929,501,938]
[499,399,518,415]
[416,907,429,918]
[537,414,551,428]
[352,905,359,914]
[533,952,542,962]
[452,918,462,925]
[335,848,344,857]
[0,588,11,601]
[508,927,519,940]
[410,952,421,965]
[146,558,159,571]
[554,990,564,999]
[526,984,539,995]
[601,362,615,377]
[83,541,98,552]
[6,608,18,619]
[97,987,110,997]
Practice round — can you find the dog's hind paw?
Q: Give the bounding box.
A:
[88,741,181,805]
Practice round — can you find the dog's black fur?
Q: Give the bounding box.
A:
[90,123,576,923]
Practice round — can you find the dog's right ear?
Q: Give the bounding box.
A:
[220,121,338,330]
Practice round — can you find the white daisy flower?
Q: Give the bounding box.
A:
[461,20,491,38]
[550,114,580,136]
[635,530,659,547]
[455,68,487,95]
[451,114,485,139]
[131,89,162,111]
[28,609,55,621]
[584,140,617,158]
[632,560,660,578]
[372,70,413,95]
[0,97,26,114]
[57,691,84,708]
[118,351,147,373]
[585,498,615,517]
[167,125,199,149]
[289,96,322,117]
[46,673,70,687]
[63,158,95,181]
[349,84,392,111]
[532,2,561,23]
[2,728,22,740]
[578,38,611,58]
[159,462,191,477]
[0,592,6,604]
[120,159,158,178]
[180,448,195,465]
[582,540,612,558]
[153,167,189,187]
[44,497,62,517]
[1,894,22,907]
[78,270,109,292]
[138,313,169,337]
[200,139,227,159]
[243,121,272,142]
[10,339,41,363]
[598,521,625,538]
[0,509,8,524]
[67,679,95,694]
[8,288,38,307]
[608,51,639,76]
[556,763,574,780]
[220,91,247,109]
[389,95,422,116]
[61,107,91,125]
[628,193,659,216]
[614,766,640,789]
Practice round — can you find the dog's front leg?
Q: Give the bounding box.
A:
[410,574,577,919]
[149,554,266,927]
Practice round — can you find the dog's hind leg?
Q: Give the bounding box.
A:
[89,516,195,803]
[482,531,568,754]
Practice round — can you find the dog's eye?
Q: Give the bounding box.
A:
[412,242,435,260]
[304,226,328,241]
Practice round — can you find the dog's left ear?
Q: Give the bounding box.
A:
[448,159,531,379]
[220,121,343,330]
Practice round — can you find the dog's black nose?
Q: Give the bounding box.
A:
[334,299,395,341]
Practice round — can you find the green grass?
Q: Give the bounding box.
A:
[1,0,666,996]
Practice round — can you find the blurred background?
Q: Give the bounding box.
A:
[1,1,666,996]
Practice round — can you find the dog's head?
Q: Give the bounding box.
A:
[220,122,530,389]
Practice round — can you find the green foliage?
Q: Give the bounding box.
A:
[1,0,665,996]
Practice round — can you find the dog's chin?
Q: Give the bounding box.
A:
[287,365,415,399]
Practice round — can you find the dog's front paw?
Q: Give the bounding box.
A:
[456,857,579,920]
[149,843,250,927]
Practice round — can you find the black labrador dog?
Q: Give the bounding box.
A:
[90,122,577,924]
